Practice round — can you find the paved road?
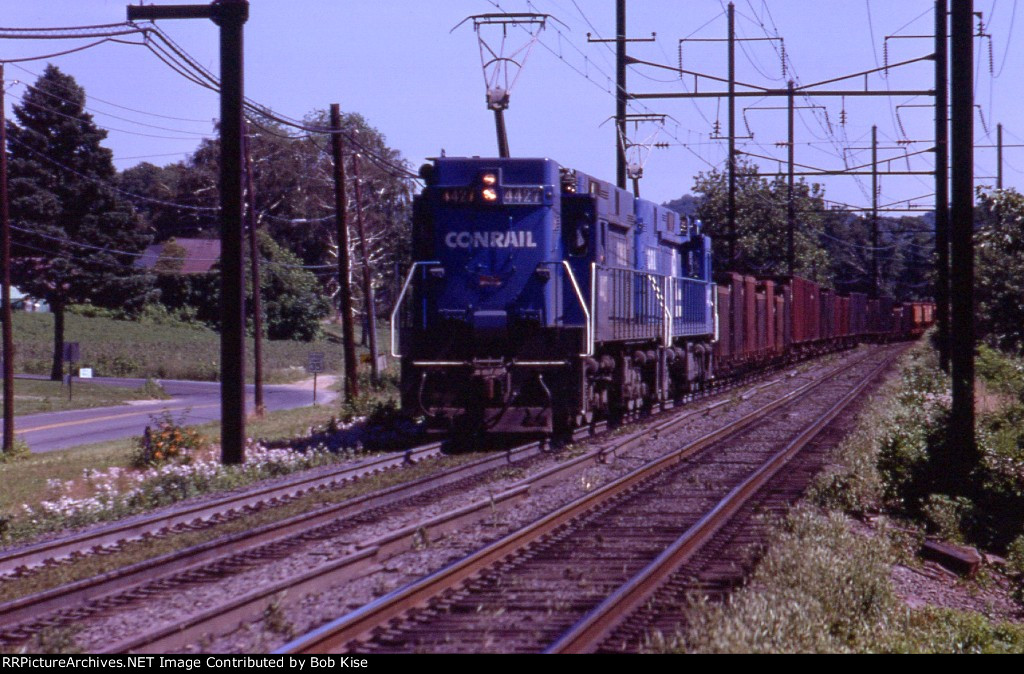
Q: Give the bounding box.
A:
[3,376,338,454]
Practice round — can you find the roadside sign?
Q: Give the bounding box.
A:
[63,342,80,363]
[79,368,93,379]
[305,352,326,374]
[306,352,326,405]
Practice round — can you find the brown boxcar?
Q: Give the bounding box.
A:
[790,277,821,345]
[820,289,836,341]
[837,296,851,338]
[744,275,757,356]
[759,279,777,353]
[775,293,785,352]
[849,292,868,336]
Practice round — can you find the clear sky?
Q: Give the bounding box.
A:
[1,1,1020,211]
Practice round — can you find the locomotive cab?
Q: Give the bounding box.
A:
[396,158,591,436]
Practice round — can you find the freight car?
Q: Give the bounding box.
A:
[393,155,934,439]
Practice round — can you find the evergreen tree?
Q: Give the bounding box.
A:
[7,65,154,379]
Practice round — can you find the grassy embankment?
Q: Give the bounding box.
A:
[0,314,407,540]
[657,339,1024,654]
[12,312,345,384]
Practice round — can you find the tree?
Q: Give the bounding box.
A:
[151,233,331,341]
[120,110,415,328]
[671,159,832,283]
[249,231,332,341]
[7,65,154,379]
[117,161,210,240]
[975,187,1024,354]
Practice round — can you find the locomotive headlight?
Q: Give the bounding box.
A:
[482,187,499,202]
[481,173,498,187]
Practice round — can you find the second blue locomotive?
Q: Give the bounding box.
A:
[393,156,716,436]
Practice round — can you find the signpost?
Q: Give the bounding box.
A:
[63,342,80,401]
[306,352,325,404]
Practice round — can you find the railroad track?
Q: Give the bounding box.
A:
[0,344,805,582]
[277,345,901,654]
[0,442,446,579]
[0,346,857,652]
[82,361,801,653]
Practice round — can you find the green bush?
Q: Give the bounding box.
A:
[672,506,899,654]
[920,494,974,543]
[885,608,1024,654]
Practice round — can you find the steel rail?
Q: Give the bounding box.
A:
[276,348,886,654]
[96,367,795,654]
[0,442,443,576]
[1,344,860,652]
[0,352,806,647]
[545,352,897,653]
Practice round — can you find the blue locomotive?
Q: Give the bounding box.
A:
[392,156,716,437]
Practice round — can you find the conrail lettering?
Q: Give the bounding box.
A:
[445,231,538,249]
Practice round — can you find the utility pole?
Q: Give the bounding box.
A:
[935,0,951,372]
[872,125,880,297]
[331,104,359,401]
[128,0,250,465]
[0,64,14,454]
[616,0,627,189]
[244,123,264,416]
[727,2,737,267]
[949,0,977,488]
[787,79,796,277]
[352,152,379,384]
[586,3,655,191]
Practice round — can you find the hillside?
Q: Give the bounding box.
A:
[12,312,341,384]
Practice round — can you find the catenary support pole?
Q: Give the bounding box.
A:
[935,0,951,372]
[872,125,879,297]
[727,2,737,267]
[616,0,627,189]
[997,123,1003,191]
[949,0,977,487]
[787,79,796,277]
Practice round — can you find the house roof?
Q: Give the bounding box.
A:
[136,238,221,274]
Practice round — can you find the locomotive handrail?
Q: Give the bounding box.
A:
[659,276,672,347]
[562,261,593,357]
[390,261,441,358]
[712,283,720,344]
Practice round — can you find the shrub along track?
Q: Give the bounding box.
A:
[277,345,905,654]
[0,345,868,653]
[0,443,446,577]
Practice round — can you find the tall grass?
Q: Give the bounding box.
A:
[13,312,348,383]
